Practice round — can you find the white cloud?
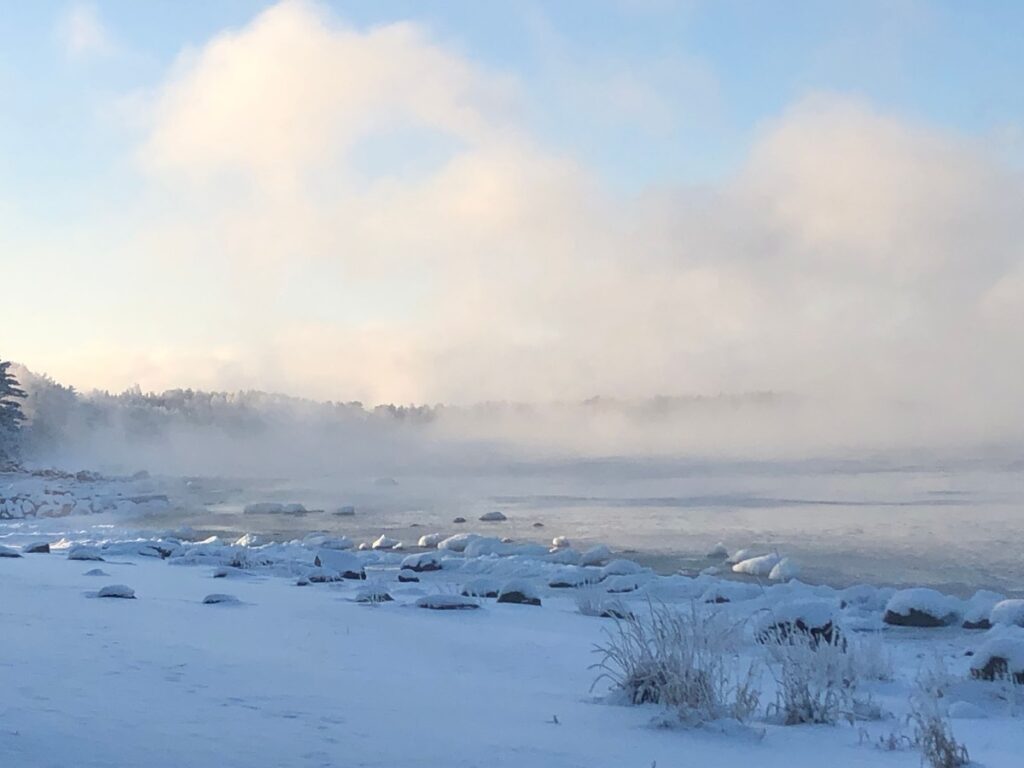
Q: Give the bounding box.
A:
[40,0,1023,449]
[58,2,115,59]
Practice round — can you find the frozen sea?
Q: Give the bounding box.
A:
[132,453,1024,596]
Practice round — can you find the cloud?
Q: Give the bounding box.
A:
[46,0,1019,450]
[57,2,115,59]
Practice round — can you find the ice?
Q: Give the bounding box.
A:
[731,553,781,576]
[990,599,1024,628]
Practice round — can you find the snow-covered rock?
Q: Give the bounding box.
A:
[756,599,840,646]
[415,594,480,611]
[437,533,482,553]
[701,581,761,604]
[67,545,104,562]
[545,547,582,565]
[726,548,757,565]
[0,544,22,558]
[600,559,646,579]
[313,549,365,580]
[335,505,356,516]
[417,533,445,548]
[580,545,612,567]
[990,599,1024,628]
[497,580,541,606]
[83,568,108,577]
[461,577,501,598]
[478,511,507,522]
[202,593,240,605]
[401,551,444,573]
[962,590,1006,630]
[769,557,801,581]
[883,588,960,628]
[551,536,570,549]
[732,553,781,577]
[97,584,136,599]
[371,535,400,550]
[604,573,651,594]
[706,542,729,560]
[355,586,394,604]
[970,629,1024,684]
[319,536,354,551]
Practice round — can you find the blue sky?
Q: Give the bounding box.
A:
[2,1,1023,407]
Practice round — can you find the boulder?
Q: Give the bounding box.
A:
[417,533,445,548]
[478,510,507,522]
[452,517,467,524]
[335,505,356,516]
[732,553,782,577]
[243,502,284,514]
[398,572,419,583]
[401,551,443,573]
[990,599,1024,628]
[371,535,400,550]
[0,544,22,558]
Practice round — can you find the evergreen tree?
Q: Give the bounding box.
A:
[0,359,27,464]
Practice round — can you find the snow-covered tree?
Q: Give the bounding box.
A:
[0,359,27,464]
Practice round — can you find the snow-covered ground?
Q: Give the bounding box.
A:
[3,490,1024,768]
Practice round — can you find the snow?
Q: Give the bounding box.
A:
[3,526,1024,768]
[970,629,1024,675]
[990,599,1024,628]
[551,535,570,549]
[371,534,400,550]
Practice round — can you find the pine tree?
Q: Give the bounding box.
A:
[0,359,27,464]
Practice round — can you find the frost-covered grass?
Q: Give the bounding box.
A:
[591,600,759,725]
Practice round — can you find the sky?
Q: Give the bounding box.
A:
[2,0,1024,418]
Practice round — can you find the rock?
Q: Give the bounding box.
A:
[335,505,356,516]
[415,594,480,611]
[371,535,400,550]
[97,584,136,599]
[452,517,467,524]
[282,503,307,514]
[67,545,104,562]
[83,568,109,576]
[883,588,960,628]
[203,593,240,605]
[0,544,23,558]
[478,511,507,522]
[398,572,420,583]
[551,536,570,549]
[497,580,541,606]
[549,567,598,589]
[532,522,544,528]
